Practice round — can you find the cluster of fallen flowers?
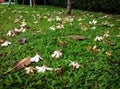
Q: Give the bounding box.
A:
[1,20,27,47]
[6,20,27,37]
[25,51,80,74]
[4,51,81,74]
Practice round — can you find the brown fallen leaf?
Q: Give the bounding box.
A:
[105,52,112,56]
[55,67,63,75]
[14,19,20,24]
[103,39,116,46]
[3,56,31,74]
[13,56,31,70]
[68,35,87,40]
[87,46,100,53]
[59,41,68,46]
[0,39,6,43]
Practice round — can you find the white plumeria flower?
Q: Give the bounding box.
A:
[35,65,53,73]
[1,41,11,47]
[78,18,84,21]
[14,28,20,32]
[93,45,97,50]
[91,26,96,30]
[48,18,54,22]
[56,24,64,29]
[19,27,26,32]
[21,21,27,27]
[51,50,62,58]
[69,60,80,69]
[30,53,44,62]
[25,66,35,74]
[55,16,62,21]
[94,36,103,41]
[103,30,110,37]
[33,21,39,24]
[6,31,12,36]
[89,20,97,25]
[50,25,56,31]
[57,11,62,15]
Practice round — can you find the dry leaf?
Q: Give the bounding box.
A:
[59,41,68,46]
[103,39,116,46]
[105,52,112,56]
[55,67,62,74]
[3,57,31,74]
[87,45,100,53]
[0,39,6,43]
[14,19,19,23]
[13,56,31,70]
[68,35,87,40]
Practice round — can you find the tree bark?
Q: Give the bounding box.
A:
[66,0,72,15]
[8,0,11,7]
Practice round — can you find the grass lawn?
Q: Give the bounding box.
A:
[0,4,120,88]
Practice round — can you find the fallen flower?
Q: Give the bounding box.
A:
[56,24,64,29]
[103,30,110,37]
[19,27,26,32]
[30,53,44,62]
[94,36,103,41]
[1,41,11,47]
[69,60,80,70]
[25,66,36,74]
[89,20,97,25]
[35,65,53,73]
[18,38,26,44]
[21,20,27,27]
[50,25,56,31]
[55,16,62,21]
[87,45,100,53]
[33,20,39,24]
[51,50,62,58]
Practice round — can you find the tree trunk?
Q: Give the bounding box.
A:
[8,0,11,7]
[66,0,72,15]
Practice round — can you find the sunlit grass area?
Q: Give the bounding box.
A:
[0,4,120,88]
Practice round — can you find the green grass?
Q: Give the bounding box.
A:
[0,4,120,88]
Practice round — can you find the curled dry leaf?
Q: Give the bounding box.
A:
[0,39,6,43]
[68,35,87,41]
[13,56,31,70]
[55,67,63,75]
[3,57,31,74]
[14,18,20,24]
[87,45,100,53]
[103,39,116,46]
[59,41,68,46]
[105,52,112,56]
